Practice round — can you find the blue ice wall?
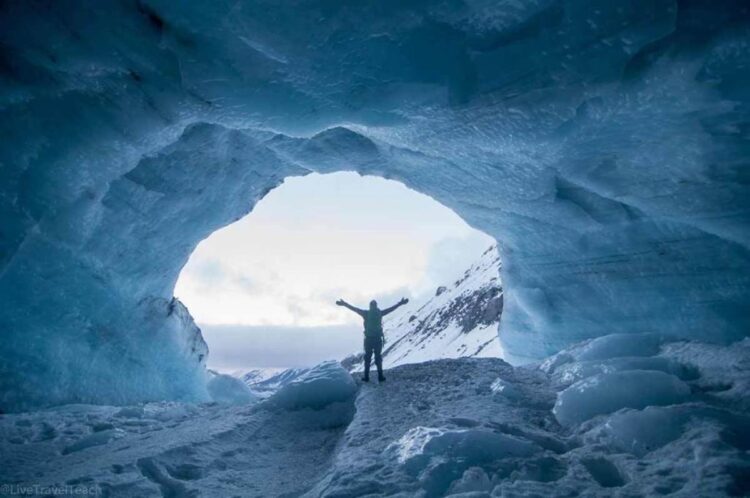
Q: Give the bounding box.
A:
[0,0,748,410]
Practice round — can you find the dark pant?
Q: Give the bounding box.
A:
[363,335,383,379]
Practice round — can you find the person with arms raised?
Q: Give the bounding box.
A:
[336,298,409,382]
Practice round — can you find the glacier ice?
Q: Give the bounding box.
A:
[585,404,713,457]
[388,426,540,471]
[205,372,257,406]
[553,369,691,426]
[557,332,665,362]
[0,0,749,411]
[550,355,700,385]
[267,361,357,411]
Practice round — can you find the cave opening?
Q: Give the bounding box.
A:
[174,171,500,376]
[1,2,748,493]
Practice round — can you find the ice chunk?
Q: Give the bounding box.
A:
[585,405,750,456]
[268,361,356,410]
[387,426,540,496]
[553,370,691,426]
[448,467,493,494]
[587,406,687,456]
[389,426,539,473]
[551,356,699,386]
[540,334,666,375]
[539,352,575,374]
[206,372,258,405]
[575,334,664,361]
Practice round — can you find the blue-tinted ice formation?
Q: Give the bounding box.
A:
[0,1,749,409]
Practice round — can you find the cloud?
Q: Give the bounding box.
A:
[233,275,258,293]
[201,323,362,370]
[181,257,262,294]
[415,233,495,296]
[189,258,227,286]
[369,286,413,308]
[175,171,496,330]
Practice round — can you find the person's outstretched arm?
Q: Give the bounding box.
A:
[336,299,366,317]
[382,297,409,316]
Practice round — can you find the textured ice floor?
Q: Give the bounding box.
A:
[1,335,747,497]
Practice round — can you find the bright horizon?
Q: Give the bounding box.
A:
[175,171,494,370]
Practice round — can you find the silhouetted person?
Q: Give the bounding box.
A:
[336,297,409,382]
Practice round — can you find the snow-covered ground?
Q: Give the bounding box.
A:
[2,335,747,497]
[345,245,503,371]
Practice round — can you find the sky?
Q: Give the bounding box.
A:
[174,172,494,372]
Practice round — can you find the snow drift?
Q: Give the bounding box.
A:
[1,1,749,409]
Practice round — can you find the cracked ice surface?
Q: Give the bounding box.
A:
[0,1,749,409]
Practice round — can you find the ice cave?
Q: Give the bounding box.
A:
[1,0,749,496]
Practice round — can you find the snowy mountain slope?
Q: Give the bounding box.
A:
[240,368,288,386]
[242,367,309,398]
[1,336,747,497]
[344,245,503,371]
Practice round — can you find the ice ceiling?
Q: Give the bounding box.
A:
[1,0,748,411]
